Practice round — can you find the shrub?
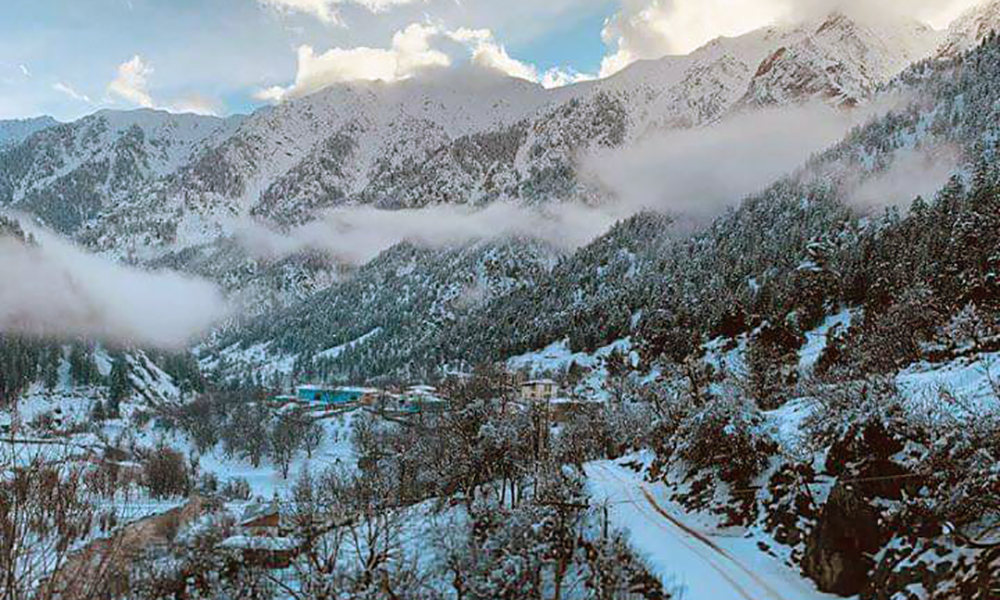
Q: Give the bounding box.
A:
[143,446,190,499]
[803,376,907,447]
[672,393,777,486]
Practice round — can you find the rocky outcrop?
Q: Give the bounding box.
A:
[803,482,886,595]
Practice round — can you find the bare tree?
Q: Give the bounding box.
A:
[143,445,190,499]
[224,402,272,468]
[0,448,120,600]
[270,415,303,479]
[301,419,326,460]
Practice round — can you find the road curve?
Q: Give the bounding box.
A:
[585,460,836,600]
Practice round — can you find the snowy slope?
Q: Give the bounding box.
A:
[938,0,1000,57]
[0,109,243,235]
[738,12,942,109]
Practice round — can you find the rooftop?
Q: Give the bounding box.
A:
[221,536,298,552]
[297,385,377,394]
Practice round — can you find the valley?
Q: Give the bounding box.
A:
[4,1,1000,598]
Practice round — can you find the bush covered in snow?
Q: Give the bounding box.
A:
[658,390,778,487]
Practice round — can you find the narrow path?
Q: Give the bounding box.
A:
[585,460,837,600]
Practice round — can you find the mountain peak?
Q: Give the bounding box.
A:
[938,0,1000,57]
[734,8,941,110]
[0,116,59,150]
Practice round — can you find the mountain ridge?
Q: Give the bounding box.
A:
[1,6,997,325]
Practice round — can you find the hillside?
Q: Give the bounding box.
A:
[209,29,1000,384]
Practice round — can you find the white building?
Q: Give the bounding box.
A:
[520,379,559,402]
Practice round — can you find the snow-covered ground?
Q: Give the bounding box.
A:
[193,406,361,499]
[896,351,1000,416]
[798,310,853,375]
[585,458,842,600]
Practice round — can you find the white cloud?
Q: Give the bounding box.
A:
[106,55,223,116]
[18,64,30,77]
[846,144,961,210]
[0,221,227,349]
[53,81,92,104]
[168,94,224,116]
[450,28,595,89]
[108,55,155,108]
[599,0,784,76]
[580,103,858,221]
[257,0,423,25]
[451,28,538,82]
[237,202,623,265]
[257,23,594,101]
[540,68,595,89]
[253,85,289,103]
[255,23,450,100]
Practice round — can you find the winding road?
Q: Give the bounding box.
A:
[585,461,838,600]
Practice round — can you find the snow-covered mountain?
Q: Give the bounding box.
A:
[0,116,59,150]
[0,109,243,234]
[573,9,941,131]
[937,0,1000,57]
[736,12,941,109]
[0,6,994,299]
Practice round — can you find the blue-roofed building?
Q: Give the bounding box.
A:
[296,385,371,405]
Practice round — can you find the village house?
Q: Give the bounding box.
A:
[296,385,377,405]
[219,500,297,569]
[520,379,559,403]
[220,535,297,570]
[386,384,450,415]
[238,500,282,536]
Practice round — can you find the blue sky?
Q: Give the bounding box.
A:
[507,3,616,75]
[0,0,619,121]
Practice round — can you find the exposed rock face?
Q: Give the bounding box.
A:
[803,482,884,595]
[804,420,915,595]
[737,12,941,110]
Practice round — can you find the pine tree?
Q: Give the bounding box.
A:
[107,354,130,418]
[68,343,95,387]
[0,335,41,407]
[43,346,61,390]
